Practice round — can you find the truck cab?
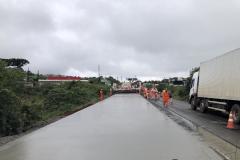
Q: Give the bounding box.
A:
[189,72,199,110]
[189,72,199,98]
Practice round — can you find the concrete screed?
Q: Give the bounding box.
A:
[0,94,223,160]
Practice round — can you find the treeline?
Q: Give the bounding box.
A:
[0,60,109,136]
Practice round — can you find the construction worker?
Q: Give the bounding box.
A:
[144,87,148,98]
[149,87,154,100]
[151,87,158,100]
[140,85,144,95]
[99,89,104,101]
[169,91,173,104]
[109,88,113,96]
[157,91,161,100]
[146,88,150,99]
[162,89,170,107]
[149,87,153,100]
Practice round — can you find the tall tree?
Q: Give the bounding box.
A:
[0,58,29,68]
[0,60,25,93]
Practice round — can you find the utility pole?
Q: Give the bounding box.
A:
[98,64,101,77]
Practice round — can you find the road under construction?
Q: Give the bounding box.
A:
[0,94,226,160]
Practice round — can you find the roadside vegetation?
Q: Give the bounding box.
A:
[0,59,110,136]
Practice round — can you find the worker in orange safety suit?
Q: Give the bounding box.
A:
[99,89,104,101]
[162,89,170,107]
[151,87,158,100]
[146,88,150,99]
[109,88,113,96]
[144,87,148,98]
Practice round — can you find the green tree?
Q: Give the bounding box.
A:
[0,58,29,68]
[157,83,168,92]
[0,60,25,93]
[106,76,120,85]
[0,89,22,135]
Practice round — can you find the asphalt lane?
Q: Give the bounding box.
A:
[0,94,222,160]
[151,99,240,148]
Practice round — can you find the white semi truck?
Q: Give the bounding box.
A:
[189,49,240,123]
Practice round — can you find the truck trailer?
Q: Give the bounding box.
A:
[189,49,240,123]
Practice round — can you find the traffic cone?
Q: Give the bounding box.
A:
[227,111,235,129]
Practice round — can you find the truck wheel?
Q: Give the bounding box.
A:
[231,104,240,124]
[190,98,197,110]
[200,100,208,113]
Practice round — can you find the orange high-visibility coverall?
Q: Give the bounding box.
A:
[99,90,104,101]
[146,89,150,99]
[109,88,113,96]
[144,88,148,98]
[151,88,158,100]
[162,91,170,107]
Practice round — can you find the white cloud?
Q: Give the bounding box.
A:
[1,0,240,80]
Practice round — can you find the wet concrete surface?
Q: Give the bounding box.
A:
[0,94,222,160]
[151,99,240,149]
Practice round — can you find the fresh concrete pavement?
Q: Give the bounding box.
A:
[0,94,222,160]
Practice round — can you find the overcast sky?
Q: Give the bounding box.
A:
[1,0,240,80]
